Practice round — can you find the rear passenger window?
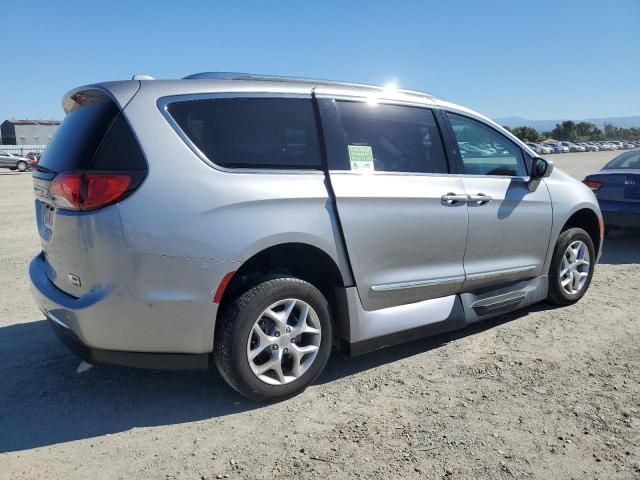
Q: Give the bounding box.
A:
[167,97,322,169]
[334,101,448,174]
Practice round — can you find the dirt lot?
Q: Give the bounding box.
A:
[1,152,639,479]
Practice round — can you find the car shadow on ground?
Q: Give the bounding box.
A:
[599,230,640,264]
[0,305,541,454]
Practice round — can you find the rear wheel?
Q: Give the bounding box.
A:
[214,276,332,401]
[547,227,595,306]
[17,161,28,172]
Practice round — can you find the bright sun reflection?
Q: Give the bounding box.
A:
[383,82,398,95]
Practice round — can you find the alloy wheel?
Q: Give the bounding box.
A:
[559,240,591,295]
[246,298,321,385]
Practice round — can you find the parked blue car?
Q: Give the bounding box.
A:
[584,149,640,233]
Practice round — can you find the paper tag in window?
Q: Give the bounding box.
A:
[348,145,374,172]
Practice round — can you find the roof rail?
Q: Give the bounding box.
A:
[183,72,251,80]
[183,72,382,90]
[182,72,435,98]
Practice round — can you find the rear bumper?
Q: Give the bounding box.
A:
[30,251,240,356]
[46,315,209,369]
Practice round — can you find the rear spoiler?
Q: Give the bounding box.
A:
[62,81,141,114]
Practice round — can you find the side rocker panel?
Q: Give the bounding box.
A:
[339,275,549,356]
[337,287,466,355]
[459,275,548,324]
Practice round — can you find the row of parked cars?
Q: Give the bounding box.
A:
[526,140,640,154]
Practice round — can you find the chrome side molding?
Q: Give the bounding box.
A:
[465,265,537,282]
[371,265,538,294]
[370,275,465,293]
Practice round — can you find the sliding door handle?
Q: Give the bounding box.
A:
[441,193,468,205]
[468,193,493,205]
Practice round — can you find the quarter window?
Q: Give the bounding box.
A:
[167,97,322,169]
[334,101,448,174]
[447,113,527,176]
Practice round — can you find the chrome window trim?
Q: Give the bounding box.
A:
[315,92,438,110]
[328,170,530,181]
[157,92,325,176]
[370,275,465,293]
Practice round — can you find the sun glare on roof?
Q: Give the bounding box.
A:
[383,82,398,95]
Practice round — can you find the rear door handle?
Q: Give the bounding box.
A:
[468,193,493,205]
[441,193,468,205]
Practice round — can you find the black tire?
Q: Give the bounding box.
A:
[17,161,27,172]
[547,227,595,306]
[214,276,332,402]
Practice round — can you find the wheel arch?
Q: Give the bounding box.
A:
[561,207,602,256]
[215,242,348,342]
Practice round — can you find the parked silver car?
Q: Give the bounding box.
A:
[29,73,603,401]
[0,150,30,171]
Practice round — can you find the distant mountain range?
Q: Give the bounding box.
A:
[495,116,640,132]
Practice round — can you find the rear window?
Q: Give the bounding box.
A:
[39,93,146,173]
[166,97,322,169]
[605,151,640,169]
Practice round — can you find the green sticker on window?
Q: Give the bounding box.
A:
[348,145,374,172]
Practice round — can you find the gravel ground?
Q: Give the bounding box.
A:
[1,152,639,479]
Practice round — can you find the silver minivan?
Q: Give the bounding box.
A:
[30,73,602,401]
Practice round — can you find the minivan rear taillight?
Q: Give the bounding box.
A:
[50,171,143,211]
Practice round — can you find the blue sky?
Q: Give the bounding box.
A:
[1,0,638,122]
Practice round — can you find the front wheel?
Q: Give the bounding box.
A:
[17,161,28,172]
[214,276,333,401]
[547,227,595,306]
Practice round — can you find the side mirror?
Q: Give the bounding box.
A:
[531,157,554,179]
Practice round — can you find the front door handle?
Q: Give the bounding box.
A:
[441,193,468,205]
[468,193,493,205]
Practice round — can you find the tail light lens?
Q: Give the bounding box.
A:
[50,171,143,211]
[583,179,603,191]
